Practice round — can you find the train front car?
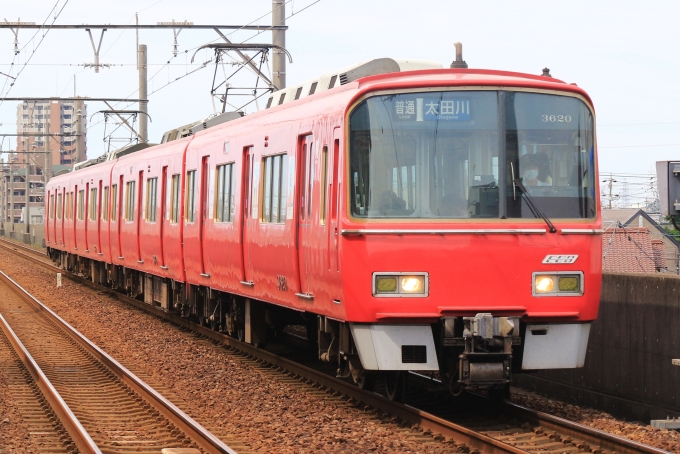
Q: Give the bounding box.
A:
[341,71,600,398]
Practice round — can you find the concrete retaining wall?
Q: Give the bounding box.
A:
[0,223,45,247]
[516,272,680,422]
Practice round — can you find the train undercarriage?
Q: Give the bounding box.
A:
[49,249,545,402]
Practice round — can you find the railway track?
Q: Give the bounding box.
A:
[0,237,671,454]
[0,256,237,453]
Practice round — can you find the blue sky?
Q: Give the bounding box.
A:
[1,0,678,204]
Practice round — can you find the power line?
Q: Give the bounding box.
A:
[599,143,680,149]
[0,0,70,107]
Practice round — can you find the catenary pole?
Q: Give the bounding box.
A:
[138,44,148,143]
[272,0,286,90]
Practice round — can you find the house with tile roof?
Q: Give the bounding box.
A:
[602,209,680,273]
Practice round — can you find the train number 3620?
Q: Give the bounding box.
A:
[541,114,572,123]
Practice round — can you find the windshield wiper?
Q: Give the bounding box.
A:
[511,165,557,233]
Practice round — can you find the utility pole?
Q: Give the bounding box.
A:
[603,174,618,209]
[9,158,13,230]
[45,115,50,183]
[75,107,84,163]
[24,148,30,244]
[272,0,286,90]
[138,44,148,143]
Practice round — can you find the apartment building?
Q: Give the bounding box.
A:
[16,99,87,166]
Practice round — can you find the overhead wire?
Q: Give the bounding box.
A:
[0,0,70,108]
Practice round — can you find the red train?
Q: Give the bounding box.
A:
[45,56,601,400]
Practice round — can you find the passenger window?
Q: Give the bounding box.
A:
[278,93,286,105]
[77,190,85,221]
[170,174,180,224]
[49,194,55,219]
[146,177,158,222]
[321,146,329,223]
[111,185,117,221]
[295,87,303,100]
[89,188,97,221]
[185,170,196,222]
[102,187,109,221]
[215,164,235,222]
[261,154,288,223]
[125,181,136,221]
[57,193,62,220]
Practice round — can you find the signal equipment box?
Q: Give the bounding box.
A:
[656,161,680,216]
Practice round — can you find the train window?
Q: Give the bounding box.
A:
[170,174,180,223]
[49,194,55,219]
[309,82,318,96]
[77,190,85,221]
[260,154,288,223]
[89,188,97,221]
[111,185,117,221]
[185,170,196,222]
[266,97,273,109]
[505,92,596,219]
[125,181,136,222]
[278,93,286,105]
[57,193,62,220]
[308,143,315,219]
[215,164,235,222]
[320,146,328,224]
[328,75,337,89]
[349,91,499,219]
[102,187,109,221]
[146,177,158,222]
[294,87,303,100]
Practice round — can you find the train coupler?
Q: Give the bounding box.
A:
[441,313,521,387]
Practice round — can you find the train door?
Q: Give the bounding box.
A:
[240,146,254,285]
[97,180,102,254]
[296,135,314,296]
[329,129,341,273]
[136,171,143,262]
[73,186,78,250]
[60,188,65,246]
[117,176,123,258]
[84,183,89,251]
[199,156,209,275]
[159,166,167,267]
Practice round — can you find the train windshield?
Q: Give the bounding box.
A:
[348,90,595,220]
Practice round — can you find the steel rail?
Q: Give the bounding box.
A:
[503,402,671,454]
[1,239,671,454]
[0,313,101,453]
[0,268,237,454]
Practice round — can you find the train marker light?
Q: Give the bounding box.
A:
[375,276,398,293]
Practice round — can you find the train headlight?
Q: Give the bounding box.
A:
[532,272,583,296]
[535,276,554,293]
[373,272,428,297]
[400,276,425,293]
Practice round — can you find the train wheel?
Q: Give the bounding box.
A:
[384,371,404,402]
[357,373,376,391]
